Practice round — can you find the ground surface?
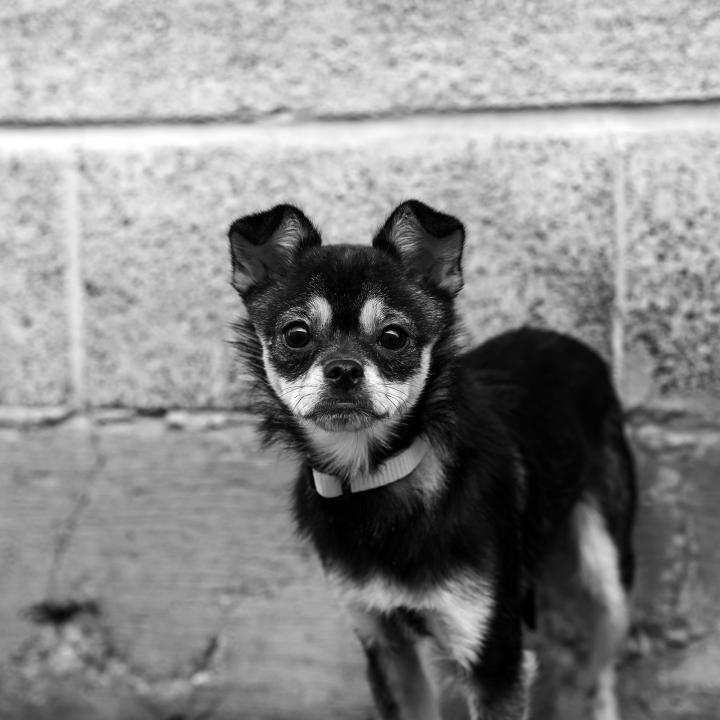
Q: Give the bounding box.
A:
[1,410,719,719]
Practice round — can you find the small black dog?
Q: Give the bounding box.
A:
[228,201,636,720]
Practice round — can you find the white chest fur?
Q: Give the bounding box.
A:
[327,571,495,669]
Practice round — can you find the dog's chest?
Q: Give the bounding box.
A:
[327,571,495,669]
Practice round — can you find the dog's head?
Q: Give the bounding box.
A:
[229,200,464,473]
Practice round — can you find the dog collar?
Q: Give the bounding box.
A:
[312,437,429,499]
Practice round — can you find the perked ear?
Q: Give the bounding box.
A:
[373,200,465,296]
[228,204,321,295]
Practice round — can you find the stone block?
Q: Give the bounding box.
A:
[2,417,370,718]
[79,147,240,408]
[0,153,70,405]
[48,419,297,677]
[582,1,720,104]
[630,423,720,639]
[461,137,615,354]
[623,133,720,407]
[81,133,615,407]
[1,1,719,122]
[618,642,720,720]
[0,420,95,662]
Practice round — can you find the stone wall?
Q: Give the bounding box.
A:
[1,2,719,718]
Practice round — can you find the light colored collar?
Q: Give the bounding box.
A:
[312,436,429,498]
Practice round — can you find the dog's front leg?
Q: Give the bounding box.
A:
[351,609,441,720]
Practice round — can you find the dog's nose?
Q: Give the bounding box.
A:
[323,358,364,388]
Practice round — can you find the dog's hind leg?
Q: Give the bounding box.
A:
[572,498,631,720]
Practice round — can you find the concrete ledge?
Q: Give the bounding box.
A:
[2,2,720,123]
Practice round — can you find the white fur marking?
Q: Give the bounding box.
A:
[307,295,332,331]
[329,572,495,670]
[592,666,620,720]
[573,501,627,632]
[364,346,433,419]
[359,297,386,335]
[274,212,307,250]
[301,419,397,477]
[261,343,325,417]
[573,498,628,720]
[406,346,433,409]
[407,447,446,501]
[391,210,423,255]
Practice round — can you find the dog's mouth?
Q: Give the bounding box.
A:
[305,401,384,431]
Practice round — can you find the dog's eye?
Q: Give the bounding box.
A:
[282,321,311,349]
[378,326,408,351]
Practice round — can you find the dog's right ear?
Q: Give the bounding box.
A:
[228,204,321,296]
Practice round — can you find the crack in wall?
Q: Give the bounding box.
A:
[45,427,106,597]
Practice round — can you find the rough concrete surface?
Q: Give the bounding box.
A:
[0,416,371,720]
[79,148,240,408]
[460,137,615,355]
[80,133,615,407]
[1,1,720,122]
[0,420,95,661]
[623,133,720,407]
[631,423,720,641]
[0,153,70,405]
[1,415,719,718]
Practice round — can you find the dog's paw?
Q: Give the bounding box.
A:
[589,668,620,720]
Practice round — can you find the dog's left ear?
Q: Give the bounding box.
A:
[373,200,465,296]
[228,204,321,296]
